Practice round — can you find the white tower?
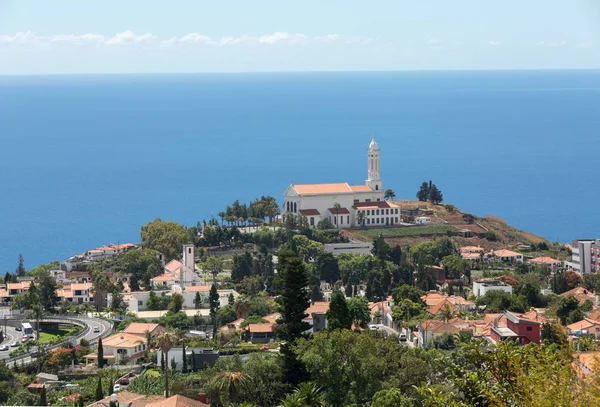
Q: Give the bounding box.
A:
[366,135,382,191]
[183,244,195,272]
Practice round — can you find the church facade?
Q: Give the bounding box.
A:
[283,137,400,228]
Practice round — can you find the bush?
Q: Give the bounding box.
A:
[444,204,455,212]
[485,230,499,242]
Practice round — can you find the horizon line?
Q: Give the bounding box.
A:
[1,67,600,77]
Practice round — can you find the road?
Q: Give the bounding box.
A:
[373,324,416,347]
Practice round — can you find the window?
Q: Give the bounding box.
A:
[334,217,337,224]
[138,301,143,305]
[376,185,379,190]
[376,218,379,224]
[286,201,290,212]
[188,248,192,254]
[367,210,370,215]
[340,216,343,225]
[365,199,371,202]
[381,218,384,223]
[395,209,399,214]
[385,209,389,214]
[377,198,380,201]
[376,210,379,215]
[396,217,399,222]
[310,217,314,226]
[354,199,359,203]
[347,216,350,224]
[367,219,370,224]
[526,326,533,332]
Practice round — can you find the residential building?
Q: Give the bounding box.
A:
[490,249,524,263]
[415,216,431,225]
[55,282,94,304]
[529,256,562,268]
[84,243,137,262]
[84,332,148,365]
[303,301,330,333]
[0,281,33,302]
[472,278,513,297]
[417,320,460,347]
[489,311,540,345]
[87,393,209,407]
[283,137,401,228]
[123,322,164,342]
[567,318,600,338]
[560,286,598,306]
[426,296,475,317]
[246,323,275,344]
[566,239,600,274]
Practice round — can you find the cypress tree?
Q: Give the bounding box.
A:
[191,350,198,372]
[326,289,352,330]
[97,337,104,368]
[161,352,165,372]
[95,376,104,401]
[181,343,188,373]
[209,284,220,338]
[38,386,47,406]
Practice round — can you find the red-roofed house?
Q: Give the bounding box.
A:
[530,256,562,268]
[490,249,524,263]
[489,311,540,345]
[246,323,275,344]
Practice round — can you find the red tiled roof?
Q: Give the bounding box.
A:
[147,394,209,407]
[299,209,320,216]
[293,183,353,195]
[530,256,561,264]
[247,323,274,333]
[492,249,522,258]
[428,299,460,316]
[184,285,211,291]
[328,207,350,215]
[349,185,372,192]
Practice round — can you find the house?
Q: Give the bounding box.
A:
[246,323,275,344]
[36,373,59,384]
[489,311,540,345]
[56,282,94,304]
[151,245,202,289]
[86,391,166,407]
[427,296,475,317]
[84,243,137,262]
[123,323,164,342]
[147,395,210,407]
[84,332,148,365]
[415,216,431,225]
[530,256,562,268]
[567,318,600,338]
[560,286,598,306]
[304,301,330,333]
[490,249,524,263]
[49,269,68,283]
[283,137,401,229]
[417,320,460,347]
[220,318,245,333]
[473,278,513,297]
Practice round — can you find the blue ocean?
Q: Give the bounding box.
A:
[1,70,599,271]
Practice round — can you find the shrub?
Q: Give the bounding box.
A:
[444,204,455,212]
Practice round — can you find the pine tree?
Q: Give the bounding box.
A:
[97,337,104,368]
[416,181,430,202]
[38,385,47,406]
[191,350,198,372]
[326,289,352,330]
[209,284,220,338]
[428,184,443,204]
[194,292,202,310]
[16,253,25,276]
[181,343,188,373]
[275,250,311,386]
[95,376,104,401]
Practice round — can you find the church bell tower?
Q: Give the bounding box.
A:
[366,135,382,191]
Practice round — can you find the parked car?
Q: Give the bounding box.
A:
[15,326,21,331]
[10,342,18,347]
[369,324,379,330]
[0,345,8,351]
[398,333,407,342]
[118,377,129,385]
[93,327,100,333]
[113,384,121,393]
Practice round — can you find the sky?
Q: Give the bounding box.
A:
[0,1,599,74]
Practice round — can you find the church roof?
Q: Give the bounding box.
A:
[328,207,351,215]
[353,201,390,209]
[369,135,380,151]
[299,209,321,216]
[350,185,372,192]
[293,183,353,195]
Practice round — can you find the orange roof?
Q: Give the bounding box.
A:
[299,209,320,216]
[530,256,561,264]
[147,394,209,407]
[7,281,32,291]
[587,309,600,322]
[293,183,353,195]
[492,249,523,258]
[88,391,166,407]
[519,309,551,324]
[0,289,8,298]
[71,283,92,291]
[184,285,211,291]
[247,323,275,333]
[305,301,330,319]
[419,320,460,334]
[560,286,596,306]
[152,273,179,282]
[164,260,183,274]
[421,292,448,306]
[56,289,74,299]
[123,323,162,335]
[428,299,460,316]
[220,318,245,332]
[102,333,147,348]
[460,246,484,253]
[349,185,372,192]
[567,319,598,331]
[263,313,281,323]
[462,252,483,260]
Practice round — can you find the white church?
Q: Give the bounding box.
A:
[283,136,400,228]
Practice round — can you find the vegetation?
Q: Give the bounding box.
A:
[358,225,455,238]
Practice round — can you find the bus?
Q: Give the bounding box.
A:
[21,322,33,338]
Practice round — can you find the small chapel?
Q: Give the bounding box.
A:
[283,136,401,228]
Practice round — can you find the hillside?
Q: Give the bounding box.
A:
[344,200,570,260]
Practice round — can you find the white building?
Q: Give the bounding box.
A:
[283,136,400,228]
[415,217,431,225]
[566,239,600,274]
[472,279,513,297]
[151,244,202,288]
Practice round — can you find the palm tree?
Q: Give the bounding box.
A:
[278,393,304,407]
[384,189,396,200]
[27,303,45,341]
[295,383,324,406]
[218,212,225,226]
[332,202,341,228]
[212,371,249,405]
[157,329,179,397]
[233,296,252,319]
[439,304,458,323]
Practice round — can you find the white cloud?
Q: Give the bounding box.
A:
[488,41,501,46]
[576,41,594,48]
[539,40,567,47]
[104,31,154,45]
[0,31,38,44]
[427,37,443,46]
[50,34,105,44]
[258,32,308,45]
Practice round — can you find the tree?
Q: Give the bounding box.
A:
[209,284,220,338]
[203,256,224,283]
[275,250,311,386]
[212,371,249,405]
[181,343,188,373]
[97,337,104,368]
[194,292,202,310]
[95,376,104,401]
[372,234,391,262]
[416,182,430,202]
[371,389,415,407]
[168,292,184,313]
[157,329,179,398]
[384,189,396,200]
[317,219,335,230]
[38,386,47,407]
[191,349,198,372]
[234,295,252,319]
[37,269,59,311]
[556,295,580,325]
[16,254,25,276]
[347,296,371,328]
[231,252,253,283]
[316,253,340,284]
[332,202,341,227]
[291,235,326,263]
[428,184,443,204]
[140,218,190,261]
[327,289,352,330]
[228,293,235,306]
[217,305,238,326]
